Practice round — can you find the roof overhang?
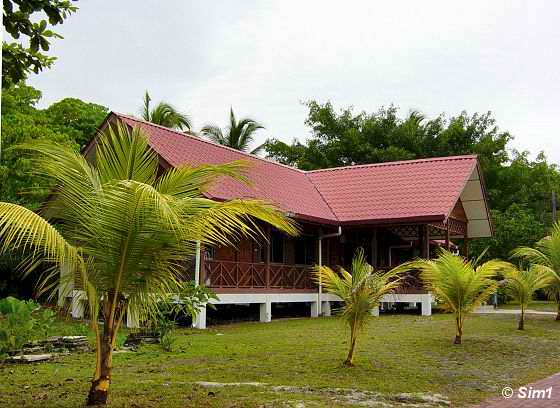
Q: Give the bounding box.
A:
[458,163,493,238]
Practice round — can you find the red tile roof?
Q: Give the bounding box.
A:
[113,113,479,225]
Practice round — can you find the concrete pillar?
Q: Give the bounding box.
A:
[259,301,272,322]
[370,305,380,317]
[421,296,432,316]
[193,304,207,329]
[310,301,319,318]
[321,301,331,317]
[71,292,85,319]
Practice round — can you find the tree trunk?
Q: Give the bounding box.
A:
[344,328,357,366]
[556,302,560,321]
[454,315,463,344]
[87,292,125,406]
[518,308,525,330]
[87,324,114,405]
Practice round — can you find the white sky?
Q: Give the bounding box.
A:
[27,1,560,163]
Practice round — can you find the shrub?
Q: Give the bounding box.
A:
[160,331,177,352]
[0,297,38,356]
[0,297,58,356]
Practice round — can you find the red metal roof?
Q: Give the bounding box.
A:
[308,156,478,224]
[113,113,479,225]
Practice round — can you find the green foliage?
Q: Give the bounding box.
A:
[201,107,265,154]
[0,296,56,356]
[512,222,560,319]
[1,83,108,210]
[0,297,36,356]
[502,265,553,329]
[265,102,510,173]
[162,281,218,319]
[406,250,508,343]
[470,204,547,261]
[160,331,177,352]
[141,91,191,131]
[44,97,109,148]
[2,0,78,87]
[149,281,217,352]
[314,248,405,366]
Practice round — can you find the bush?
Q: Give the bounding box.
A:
[160,331,177,352]
[0,297,57,356]
[0,297,38,356]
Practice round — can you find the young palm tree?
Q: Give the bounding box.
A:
[141,91,192,131]
[0,121,298,405]
[502,265,553,330]
[407,250,507,344]
[314,248,405,366]
[543,282,560,320]
[512,222,560,321]
[201,107,264,154]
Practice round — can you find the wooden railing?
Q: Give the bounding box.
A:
[204,260,316,290]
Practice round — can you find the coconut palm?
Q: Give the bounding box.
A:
[511,222,560,321]
[502,265,553,330]
[201,107,264,154]
[407,250,506,344]
[141,91,191,131]
[0,121,298,405]
[314,248,405,366]
[543,283,560,320]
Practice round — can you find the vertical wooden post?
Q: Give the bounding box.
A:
[265,225,271,289]
[425,224,430,259]
[445,222,451,251]
[371,228,378,268]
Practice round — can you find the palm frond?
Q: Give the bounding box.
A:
[96,121,159,185]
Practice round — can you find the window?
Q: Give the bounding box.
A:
[295,238,316,265]
[270,230,284,263]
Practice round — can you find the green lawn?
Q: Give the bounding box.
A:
[1,313,560,407]
[499,300,558,313]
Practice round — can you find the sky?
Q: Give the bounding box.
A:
[27,1,560,163]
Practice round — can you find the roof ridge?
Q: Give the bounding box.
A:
[307,154,478,174]
[114,112,308,174]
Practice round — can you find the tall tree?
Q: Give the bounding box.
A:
[2,0,77,88]
[141,91,191,131]
[314,248,404,366]
[44,97,108,148]
[1,83,108,210]
[0,121,298,405]
[201,107,265,154]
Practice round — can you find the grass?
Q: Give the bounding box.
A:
[499,300,558,313]
[1,313,560,407]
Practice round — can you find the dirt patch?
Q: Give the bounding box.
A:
[194,381,451,407]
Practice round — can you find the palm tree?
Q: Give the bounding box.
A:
[141,91,191,131]
[511,222,560,321]
[201,107,264,154]
[0,121,298,405]
[314,248,405,366]
[502,265,553,330]
[543,283,560,321]
[407,250,506,344]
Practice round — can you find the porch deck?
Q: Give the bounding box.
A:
[203,259,427,294]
